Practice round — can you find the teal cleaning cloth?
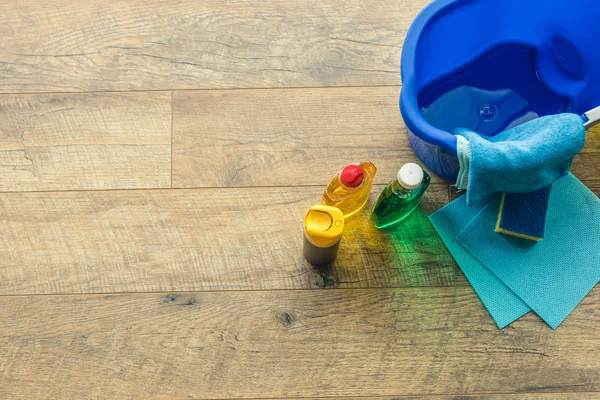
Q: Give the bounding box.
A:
[459,114,585,206]
[457,174,600,329]
[429,195,531,329]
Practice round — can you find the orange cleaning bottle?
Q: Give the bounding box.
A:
[322,162,377,220]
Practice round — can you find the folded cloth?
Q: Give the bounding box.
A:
[456,113,586,205]
[456,174,600,329]
[429,195,531,329]
[454,134,471,191]
[496,186,552,241]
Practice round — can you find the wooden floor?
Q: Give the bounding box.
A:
[0,1,599,399]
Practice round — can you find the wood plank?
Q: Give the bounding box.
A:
[0,184,458,296]
[0,92,171,191]
[295,395,600,400]
[0,0,428,93]
[172,87,599,189]
[574,128,600,191]
[585,181,600,196]
[584,125,600,152]
[172,86,446,188]
[1,287,598,399]
[572,153,600,186]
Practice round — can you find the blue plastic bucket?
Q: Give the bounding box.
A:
[400,0,600,180]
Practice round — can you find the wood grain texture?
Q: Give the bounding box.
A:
[586,181,600,196]
[574,129,600,189]
[172,86,445,188]
[0,184,457,296]
[0,0,428,93]
[173,86,600,189]
[291,395,600,400]
[584,125,600,152]
[0,92,171,191]
[572,153,600,187]
[1,287,598,399]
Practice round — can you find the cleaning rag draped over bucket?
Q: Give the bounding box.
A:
[454,113,586,205]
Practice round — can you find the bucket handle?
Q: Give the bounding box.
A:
[583,105,600,130]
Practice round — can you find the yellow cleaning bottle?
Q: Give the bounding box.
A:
[322,162,377,220]
[303,205,345,266]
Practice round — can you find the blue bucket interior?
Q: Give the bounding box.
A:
[400,0,600,180]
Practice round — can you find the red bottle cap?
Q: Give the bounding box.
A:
[340,164,364,188]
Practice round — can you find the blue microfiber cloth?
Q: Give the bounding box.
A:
[456,174,600,329]
[495,187,552,241]
[458,113,586,206]
[455,113,586,241]
[429,194,531,329]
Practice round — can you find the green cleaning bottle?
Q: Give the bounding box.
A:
[370,163,430,229]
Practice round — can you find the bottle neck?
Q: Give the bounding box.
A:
[392,178,419,193]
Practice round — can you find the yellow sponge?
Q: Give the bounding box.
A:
[494,187,552,242]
